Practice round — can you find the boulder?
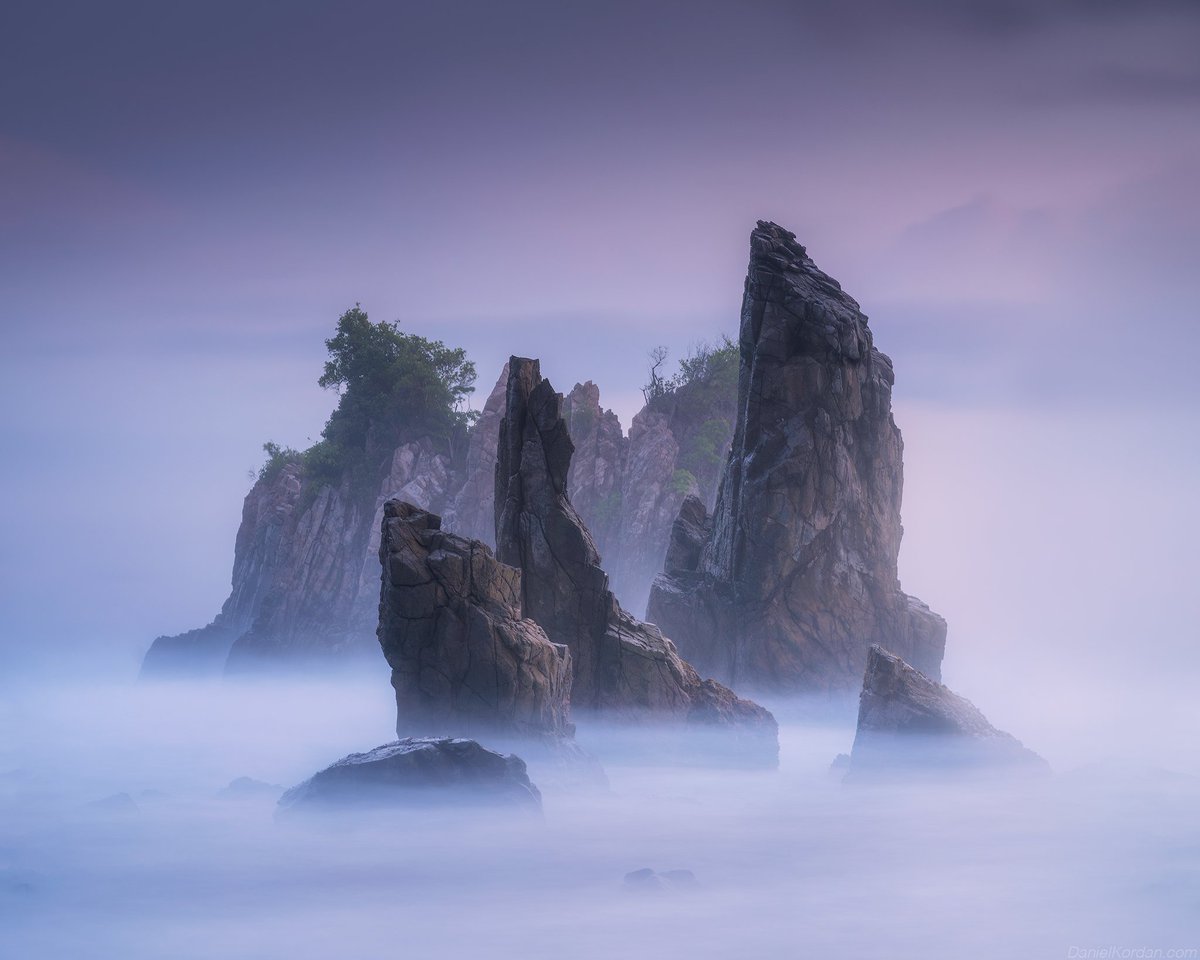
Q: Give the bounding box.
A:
[494,357,778,764]
[647,221,947,692]
[377,500,573,741]
[847,646,1048,778]
[277,738,542,813]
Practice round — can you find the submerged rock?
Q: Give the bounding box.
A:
[377,499,573,741]
[277,738,542,813]
[494,357,778,765]
[847,646,1048,778]
[647,221,946,693]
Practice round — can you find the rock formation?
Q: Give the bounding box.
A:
[441,363,509,547]
[277,738,543,813]
[494,357,777,762]
[142,366,514,677]
[376,499,573,741]
[141,336,741,678]
[557,359,738,618]
[647,221,947,692]
[562,381,627,559]
[847,646,1047,777]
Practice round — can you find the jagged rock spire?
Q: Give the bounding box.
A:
[647,221,946,692]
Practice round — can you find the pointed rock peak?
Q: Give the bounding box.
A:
[848,646,1048,778]
[647,224,945,692]
[750,219,808,262]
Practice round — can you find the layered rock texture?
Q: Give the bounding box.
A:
[560,365,737,617]
[647,221,947,692]
[142,342,738,678]
[277,738,543,813]
[494,357,777,762]
[377,499,572,741]
[847,647,1047,778]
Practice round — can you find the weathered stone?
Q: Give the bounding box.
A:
[276,738,542,813]
[847,646,1048,778]
[647,221,947,692]
[442,363,510,547]
[562,380,627,564]
[494,357,778,763]
[377,499,573,741]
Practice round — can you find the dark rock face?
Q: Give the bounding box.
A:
[494,357,777,761]
[848,646,1047,777]
[277,738,542,813]
[377,499,573,741]
[647,221,947,692]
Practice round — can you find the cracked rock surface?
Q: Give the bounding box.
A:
[377,500,573,741]
[647,221,947,693]
[494,357,777,762]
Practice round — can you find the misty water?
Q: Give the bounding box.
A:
[2,672,1196,959]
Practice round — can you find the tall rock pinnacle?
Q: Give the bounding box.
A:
[494,357,778,762]
[646,221,947,692]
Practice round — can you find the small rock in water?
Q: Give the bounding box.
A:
[277,737,542,815]
[846,646,1049,779]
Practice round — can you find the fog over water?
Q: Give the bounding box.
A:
[2,675,1197,959]
[3,2,1199,956]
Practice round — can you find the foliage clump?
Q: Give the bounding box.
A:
[257,305,478,489]
[640,335,738,408]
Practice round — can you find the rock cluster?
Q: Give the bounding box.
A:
[277,738,543,813]
[647,221,947,693]
[377,499,573,741]
[494,357,777,761]
[142,351,737,675]
[847,646,1047,777]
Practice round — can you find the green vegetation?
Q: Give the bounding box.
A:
[641,335,738,408]
[670,468,697,495]
[258,304,478,489]
[677,417,731,483]
[257,441,302,482]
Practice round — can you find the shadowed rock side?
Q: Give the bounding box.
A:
[277,738,542,814]
[494,357,777,763]
[847,646,1048,778]
[377,500,573,741]
[647,221,947,693]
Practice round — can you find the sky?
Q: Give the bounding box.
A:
[1,1,1198,699]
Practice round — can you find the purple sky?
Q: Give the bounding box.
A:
[2,2,1198,699]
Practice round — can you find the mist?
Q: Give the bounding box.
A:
[3,675,1196,959]
[4,1,1200,957]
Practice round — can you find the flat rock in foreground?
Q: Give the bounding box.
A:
[277,738,542,813]
[848,646,1048,778]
